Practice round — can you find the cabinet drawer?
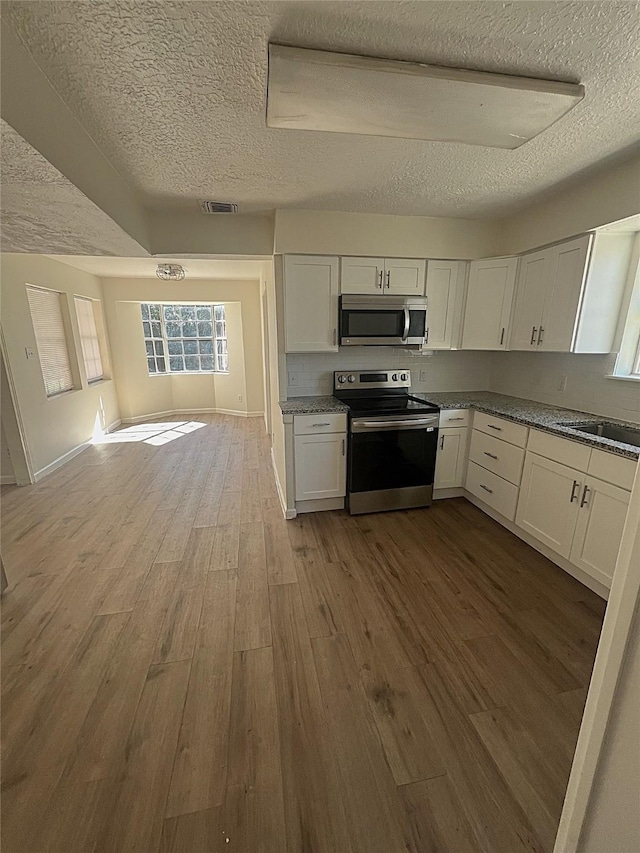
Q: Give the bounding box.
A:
[466,461,520,521]
[469,429,525,486]
[439,409,470,427]
[294,413,347,435]
[588,448,637,491]
[528,428,591,471]
[473,412,528,448]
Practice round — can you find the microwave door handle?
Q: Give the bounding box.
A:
[402,307,410,342]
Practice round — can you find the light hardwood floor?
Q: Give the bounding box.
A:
[1,414,606,853]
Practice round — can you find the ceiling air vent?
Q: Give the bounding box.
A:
[200,200,238,214]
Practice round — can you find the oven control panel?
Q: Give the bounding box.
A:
[334,370,410,390]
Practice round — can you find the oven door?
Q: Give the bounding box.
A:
[340,299,427,346]
[348,415,439,513]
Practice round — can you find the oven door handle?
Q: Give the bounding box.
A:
[352,416,439,432]
[402,307,410,342]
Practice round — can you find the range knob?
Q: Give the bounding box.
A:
[400,373,408,381]
[392,373,398,381]
[337,374,346,384]
[347,374,356,383]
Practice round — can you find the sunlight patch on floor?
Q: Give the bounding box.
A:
[92,421,206,446]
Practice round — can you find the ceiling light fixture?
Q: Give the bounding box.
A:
[156,263,186,281]
[267,44,584,149]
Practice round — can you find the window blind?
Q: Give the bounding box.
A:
[75,297,104,382]
[26,285,74,397]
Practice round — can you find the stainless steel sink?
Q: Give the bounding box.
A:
[566,422,640,448]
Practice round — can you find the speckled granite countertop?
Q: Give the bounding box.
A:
[279,391,640,460]
[279,395,349,415]
[418,392,640,461]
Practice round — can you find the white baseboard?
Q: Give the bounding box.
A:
[433,486,465,500]
[33,441,90,482]
[464,490,609,600]
[271,447,295,519]
[106,418,122,432]
[1,474,17,485]
[121,408,263,424]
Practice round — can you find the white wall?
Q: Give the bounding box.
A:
[287,349,493,398]
[0,253,120,477]
[262,259,289,507]
[498,153,640,255]
[1,420,14,483]
[274,209,499,259]
[100,277,264,422]
[489,352,640,424]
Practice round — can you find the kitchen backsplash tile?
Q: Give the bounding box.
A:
[286,349,493,396]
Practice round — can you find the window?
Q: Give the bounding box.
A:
[74,297,104,383]
[26,285,74,397]
[141,303,228,374]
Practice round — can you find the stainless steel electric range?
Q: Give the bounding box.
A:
[333,370,440,515]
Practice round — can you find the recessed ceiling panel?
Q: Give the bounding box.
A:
[267,44,585,149]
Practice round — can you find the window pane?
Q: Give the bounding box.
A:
[185,355,200,371]
[197,306,212,321]
[183,340,198,355]
[217,339,228,355]
[27,286,75,396]
[156,357,166,373]
[165,321,180,337]
[141,304,149,320]
[154,340,164,356]
[198,321,212,337]
[168,340,182,355]
[150,304,161,320]
[145,341,154,356]
[215,321,225,338]
[151,321,162,337]
[143,321,151,337]
[181,306,196,321]
[215,305,224,321]
[164,305,180,321]
[148,357,156,373]
[182,321,197,337]
[200,354,214,371]
[199,339,213,354]
[169,356,185,371]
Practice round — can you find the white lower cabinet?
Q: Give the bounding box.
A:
[294,433,347,501]
[570,477,631,584]
[434,427,468,489]
[516,454,581,558]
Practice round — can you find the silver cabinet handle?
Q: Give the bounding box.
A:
[425,328,429,344]
[377,269,383,288]
[500,327,505,346]
[530,326,537,345]
[402,307,410,342]
[342,438,345,456]
[486,424,502,431]
[580,484,590,508]
[440,435,445,450]
[385,270,390,289]
[480,484,493,494]
[537,327,544,345]
[333,328,337,346]
[447,417,465,421]
[483,452,498,460]
[312,422,331,427]
[570,480,580,503]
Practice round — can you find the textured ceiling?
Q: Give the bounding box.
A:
[2,0,640,218]
[0,121,148,255]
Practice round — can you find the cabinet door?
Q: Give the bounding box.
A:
[539,235,591,352]
[515,453,582,559]
[384,259,426,296]
[461,257,517,350]
[425,261,462,349]
[509,249,548,350]
[570,476,630,584]
[341,257,385,294]
[434,427,467,489]
[294,433,347,501]
[284,255,339,353]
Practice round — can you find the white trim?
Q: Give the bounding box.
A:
[464,490,609,600]
[106,418,122,432]
[433,486,465,500]
[120,408,263,424]
[554,463,640,852]
[33,440,90,482]
[271,446,296,519]
[1,475,17,485]
[295,496,345,514]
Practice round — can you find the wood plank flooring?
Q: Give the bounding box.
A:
[1,414,606,853]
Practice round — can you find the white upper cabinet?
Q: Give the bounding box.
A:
[340,257,385,294]
[425,261,465,349]
[461,257,518,350]
[284,255,339,353]
[341,258,426,296]
[509,232,635,353]
[384,259,426,295]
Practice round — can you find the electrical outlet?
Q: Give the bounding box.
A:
[238,394,243,402]
[25,347,36,359]
[288,372,299,386]
[557,376,568,392]
[419,369,429,382]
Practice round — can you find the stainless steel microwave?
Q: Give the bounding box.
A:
[339,295,428,347]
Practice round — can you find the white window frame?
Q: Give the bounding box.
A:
[26,284,75,398]
[74,296,104,384]
[141,303,228,375]
[612,233,640,381]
